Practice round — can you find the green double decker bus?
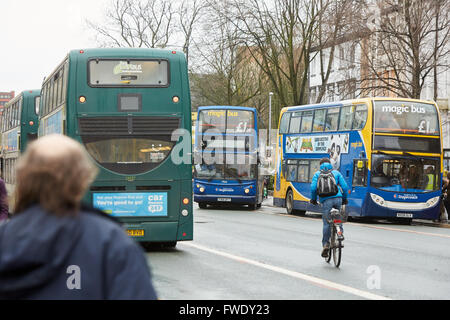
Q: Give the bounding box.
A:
[38,48,193,247]
[1,90,40,194]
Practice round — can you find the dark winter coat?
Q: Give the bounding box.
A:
[0,179,8,221]
[0,205,157,300]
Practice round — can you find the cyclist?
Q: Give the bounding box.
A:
[310,157,349,258]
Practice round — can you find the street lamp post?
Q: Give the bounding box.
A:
[269,92,274,147]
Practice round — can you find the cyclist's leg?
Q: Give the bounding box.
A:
[322,199,333,247]
[332,197,344,234]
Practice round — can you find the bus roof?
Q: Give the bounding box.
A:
[5,90,40,107]
[282,97,437,113]
[197,106,257,113]
[69,48,186,60]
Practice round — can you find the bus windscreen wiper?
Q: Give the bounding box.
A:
[224,167,242,184]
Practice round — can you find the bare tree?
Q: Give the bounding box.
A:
[190,0,265,110]
[221,0,328,127]
[359,0,450,99]
[178,0,206,66]
[314,0,366,103]
[87,0,176,48]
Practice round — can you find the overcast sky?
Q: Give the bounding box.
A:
[0,0,110,94]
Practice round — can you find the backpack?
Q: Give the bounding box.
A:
[317,170,339,197]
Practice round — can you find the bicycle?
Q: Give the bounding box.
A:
[325,206,346,268]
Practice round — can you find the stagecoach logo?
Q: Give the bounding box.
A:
[216,188,234,192]
[382,105,426,115]
[394,194,419,200]
[113,61,143,74]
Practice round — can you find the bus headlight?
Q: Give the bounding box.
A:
[181,210,189,217]
[245,189,250,194]
[370,193,386,207]
[426,196,440,208]
[199,187,205,193]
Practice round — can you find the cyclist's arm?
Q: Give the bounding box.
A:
[310,172,320,201]
[337,173,349,199]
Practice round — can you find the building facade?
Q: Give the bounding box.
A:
[308,0,450,148]
[0,91,15,115]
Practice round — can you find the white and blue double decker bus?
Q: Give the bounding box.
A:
[273,98,443,223]
[193,106,266,210]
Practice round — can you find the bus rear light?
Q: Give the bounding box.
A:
[29,121,34,126]
[172,51,177,54]
[183,198,190,205]
[183,232,187,237]
[80,50,85,54]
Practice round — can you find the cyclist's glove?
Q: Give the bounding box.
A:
[310,199,318,206]
[342,199,348,205]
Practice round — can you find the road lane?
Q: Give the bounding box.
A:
[146,204,450,300]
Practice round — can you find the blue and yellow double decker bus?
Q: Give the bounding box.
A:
[273,98,443,223]
[194,106,266,210]
[39,48,193,247]
[0,90,40,193]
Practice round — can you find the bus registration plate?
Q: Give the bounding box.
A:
[218,198,232,202]
[127,229,145,237]
[396,213,413,218]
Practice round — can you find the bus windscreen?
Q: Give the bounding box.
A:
[199,110,254,134]
[89,60,169,86]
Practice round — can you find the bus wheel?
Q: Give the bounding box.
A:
[198,202,207,209]
[286,190,295,214]
[286,190,305,215]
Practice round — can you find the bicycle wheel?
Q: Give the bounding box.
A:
[332,235,342,268]
[326,228,333,263]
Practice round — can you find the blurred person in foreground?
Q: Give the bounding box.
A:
[0,176,8,222]
[0,134,157,300]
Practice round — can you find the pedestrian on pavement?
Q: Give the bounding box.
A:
[309,157,349,258]
[0,177,8,222]
[440,172,450,223]
[0,134,158,300]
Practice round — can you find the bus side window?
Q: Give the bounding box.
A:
[282,159,287,178]
[352,104,368,130]
[339,106,354,131]
[287,160,298,182]
[353,159,368,187]
[325,107,340,131]
[279,112,290,134]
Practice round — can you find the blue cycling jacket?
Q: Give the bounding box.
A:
[311,162,349,203]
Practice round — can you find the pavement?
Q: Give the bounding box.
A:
[262,196,450,229]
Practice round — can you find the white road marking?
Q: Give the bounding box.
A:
[181,242,392,300]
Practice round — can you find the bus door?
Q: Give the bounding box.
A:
[350,158,368,216]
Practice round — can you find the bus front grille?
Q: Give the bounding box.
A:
[136,186,172,191]
[90,186,126,191]
[79,117,181,136]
